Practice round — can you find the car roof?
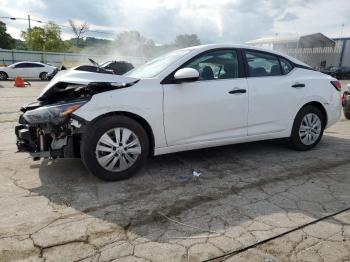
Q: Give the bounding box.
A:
[14,61,46,65]
[180,44,310,68]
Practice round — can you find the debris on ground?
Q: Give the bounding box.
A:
[192,170,202,177]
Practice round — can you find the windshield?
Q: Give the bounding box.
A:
[125,49,192,78]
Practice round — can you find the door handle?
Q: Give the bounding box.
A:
[229,89,246,94]
[291,83,305,88]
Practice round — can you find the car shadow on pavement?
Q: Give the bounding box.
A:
[31,135,350,246]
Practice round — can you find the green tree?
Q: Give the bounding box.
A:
[15,39,27,50]
[65,37,112,51]
[22,22,69,52]
[174,34,201,48]
[68,20,89,47]
[0,21,15,49]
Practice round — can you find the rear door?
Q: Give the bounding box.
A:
[244,50,306,135]
[27,63,44,78]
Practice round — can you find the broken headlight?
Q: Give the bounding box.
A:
[23,100,87,124]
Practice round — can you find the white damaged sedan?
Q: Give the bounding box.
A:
[16,44,342,181]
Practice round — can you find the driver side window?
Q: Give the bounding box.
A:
[185,50,239,81]
[15,63,28,68]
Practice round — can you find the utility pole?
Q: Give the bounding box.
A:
[28,14,32,50]
[0,15,39,50]
[340,23,344,39]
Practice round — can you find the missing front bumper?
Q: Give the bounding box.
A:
[15,118,80,160]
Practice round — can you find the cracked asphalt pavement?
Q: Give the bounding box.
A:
[0,81,350,262]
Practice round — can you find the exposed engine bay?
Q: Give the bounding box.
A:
[15,68,139,160]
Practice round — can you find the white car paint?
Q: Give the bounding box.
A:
[51,44,341,156]
[0,61,56,79]
[163,77,249,145]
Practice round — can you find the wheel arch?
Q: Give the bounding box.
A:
[88,111,155,156]
[296,101,328,127]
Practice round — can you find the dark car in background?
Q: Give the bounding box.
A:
[321,66,350,80]
[47,60,134,80]
[100,61,134,75]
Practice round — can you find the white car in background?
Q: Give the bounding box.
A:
[16,44,342,181]
[0,61,56,80]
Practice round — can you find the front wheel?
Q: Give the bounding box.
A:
[81,116,149,181]
[289,106,325,151]
[0,71,8,80]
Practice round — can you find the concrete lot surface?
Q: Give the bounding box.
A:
[0,80,350,262]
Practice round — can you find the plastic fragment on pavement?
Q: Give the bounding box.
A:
[192,171,201,177]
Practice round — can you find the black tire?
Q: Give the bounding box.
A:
[81,115,149,181]
[0,71,8,80]
[39,72,48,81]
[289,105,325,151]
[343,95,350,119]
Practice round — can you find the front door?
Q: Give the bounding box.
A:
[12,62,30,78]
[163,49,249,146]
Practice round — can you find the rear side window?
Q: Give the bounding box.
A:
[28,63,44,68]
[245,51,282,77]
[279,58,294,74]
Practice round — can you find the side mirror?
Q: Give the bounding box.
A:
[174,68,199,83]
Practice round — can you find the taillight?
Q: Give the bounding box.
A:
[331,80,341,92]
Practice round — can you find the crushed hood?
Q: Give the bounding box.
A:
[38,68,139,101]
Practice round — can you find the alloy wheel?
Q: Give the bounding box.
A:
[40,72,48,80]
[298,113,322,145]
[0,72,7,80]
[95,128,142,172]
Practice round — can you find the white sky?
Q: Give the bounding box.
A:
[1,0,349,44]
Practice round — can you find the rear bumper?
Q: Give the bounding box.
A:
[325,93,342,128]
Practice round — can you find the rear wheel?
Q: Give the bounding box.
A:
[0,72,8,80]
[289,105,325,151]
[39,72,48,80]
[81,116,149,181]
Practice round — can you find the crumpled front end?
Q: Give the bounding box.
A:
[15,69,139,160]
[15,100,88,160]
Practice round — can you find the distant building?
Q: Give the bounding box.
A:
[246,33,350,69]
